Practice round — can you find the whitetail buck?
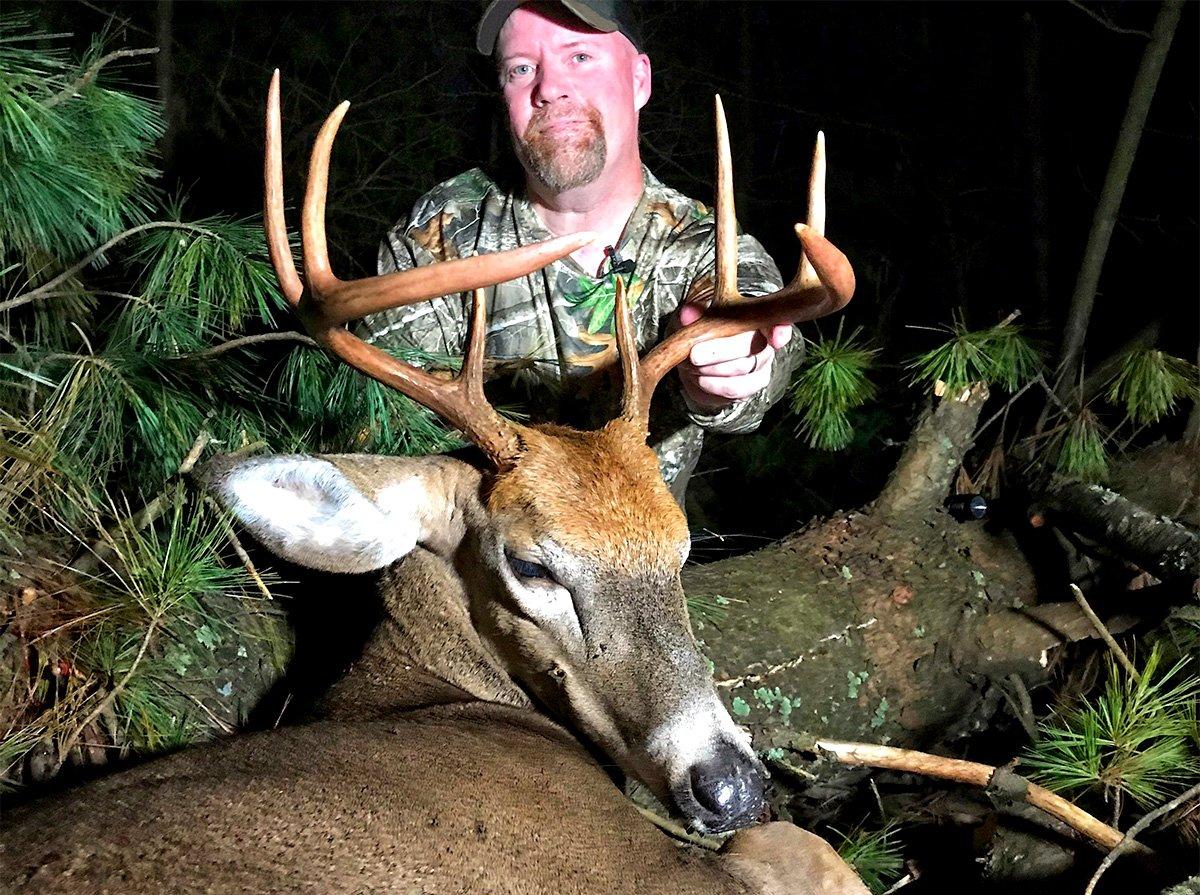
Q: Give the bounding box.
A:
[0,74,865,894]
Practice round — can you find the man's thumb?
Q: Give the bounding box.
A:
[678,302,705,327]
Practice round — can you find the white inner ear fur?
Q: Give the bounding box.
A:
[213,456,426,574]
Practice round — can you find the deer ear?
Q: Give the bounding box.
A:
[206,454,478,574]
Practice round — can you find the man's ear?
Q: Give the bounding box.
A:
[205,454,482,574]
[632,53,652,111]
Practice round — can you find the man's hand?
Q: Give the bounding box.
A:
[676,302,793,412]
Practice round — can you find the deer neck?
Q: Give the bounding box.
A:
[318,546,532,720]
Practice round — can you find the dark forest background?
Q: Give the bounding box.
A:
[2,4,1199,890]
[20,0,1200,540]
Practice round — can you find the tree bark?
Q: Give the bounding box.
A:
[1021,12,1051,319]
[1054,0,1184,400]
[155,0,177,172]
[873,383,989,518]
[1036,479,1200,581]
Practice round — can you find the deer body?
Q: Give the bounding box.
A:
[2,452,865,895]
[0,77,868,893]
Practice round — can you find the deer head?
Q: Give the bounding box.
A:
[212,73,854,834]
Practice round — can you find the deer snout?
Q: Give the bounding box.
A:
[676,741,766,833]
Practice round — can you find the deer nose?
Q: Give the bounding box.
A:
[685,743,766,833]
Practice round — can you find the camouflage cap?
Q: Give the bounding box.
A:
[477,0,644,56]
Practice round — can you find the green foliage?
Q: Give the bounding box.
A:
[789,324,877,450]
[275,345,460,455]
[0,16,161,265]
[0,20,437,788]
[835,824,905,894]
[1050,406,1109,483]
[908,317,1041,393]
[1022,643,1200,809]
[687,592,732,626]
[118,213,287,352]
[1105,347,1199,425]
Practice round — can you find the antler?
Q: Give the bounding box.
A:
[264,71,593,469]
[617,95,855,431]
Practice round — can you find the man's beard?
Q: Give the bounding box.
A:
[513,103,607,193]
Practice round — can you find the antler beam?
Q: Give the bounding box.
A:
[263,71,593,468]
[618,95,855,431]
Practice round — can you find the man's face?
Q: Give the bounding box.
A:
[497,4,651,193]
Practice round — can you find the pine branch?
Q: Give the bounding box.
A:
[808,739,1136,853]
[43,48,160,109]
[1085,781,1200,895]
[0,222,219,315]
[52,606,164,775]
[176,331,317,360]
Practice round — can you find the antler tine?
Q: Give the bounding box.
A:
[799,131,826,287]
[265,70,303,306]
[264,73,595,469]
[612,276,643,422]
[622,119,855,432]
[713,94,739,306]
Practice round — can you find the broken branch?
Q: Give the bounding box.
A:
[809,739,1136,852]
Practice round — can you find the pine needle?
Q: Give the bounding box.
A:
[789,323,877,450]
[1050,406,1110,483]
[1105,347,1199,425]
[908,316,1041,393]
[835,823,906,894]
[1022,643,1200,810]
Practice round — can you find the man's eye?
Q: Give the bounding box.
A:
[508,554,553,581]
[509,64,533,78]
[571,53,591,64]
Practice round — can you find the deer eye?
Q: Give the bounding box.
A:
[507,553,553,582]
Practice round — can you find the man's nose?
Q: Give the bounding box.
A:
[532,65,570,107]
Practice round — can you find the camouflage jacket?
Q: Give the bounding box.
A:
[359,166,802,499]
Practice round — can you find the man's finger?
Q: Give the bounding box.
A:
[692,344,775,378]
[768,324,793,350]
[689,329,762,366]
[693,363,774,400]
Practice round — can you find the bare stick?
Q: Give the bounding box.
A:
[1085,780,1200,895]
[206,495,274,601]
[176,330,318,360]
[633,804,724,851]
[811,739,1135,852]
[0,222,220,315]
[44,48,161,108]
[1069,584,1140,681]
[53,608,163,774]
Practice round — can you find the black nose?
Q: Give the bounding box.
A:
[685,742,765,833]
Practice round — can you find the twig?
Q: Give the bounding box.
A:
[178,431,213,475]
[179,690,235,735]
[0,222,219,315]
[633,803,724,851]
[975,377,1039,439]
[75,430,213,575]
[808,739,1138,852]
[1066,0,1152,38]
[1069,584,1140,681]
[206,496,274,601]
[53,607,164,774]
[44,48,161,108]
[1085,781,1200,895]
[881,873,917,895]
[175,331,318,360]
[273,692,293,730]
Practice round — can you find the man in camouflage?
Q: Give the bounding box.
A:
[361,0,801,502]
